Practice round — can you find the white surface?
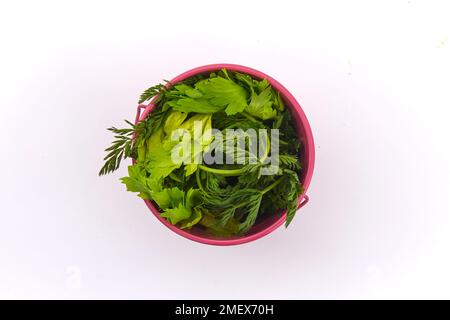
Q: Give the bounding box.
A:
[1,0,450,299]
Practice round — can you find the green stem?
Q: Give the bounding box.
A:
[260,133,270,164]
[241,111,259,123]
[261,177,283,195]
[198,165,246,176]
[196,169,205,192]
[169,173,183,183]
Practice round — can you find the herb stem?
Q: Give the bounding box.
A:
[169,173,183,183]
[241,111,259,123]
[198,165,246,176]
[260,133,270,163]
[196,169,205,192]
[261,177,283,194]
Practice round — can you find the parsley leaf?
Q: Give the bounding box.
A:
[245,87,278,120]
[195,77,248,115]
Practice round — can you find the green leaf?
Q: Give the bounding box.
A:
[179,208,202,229]
[163,110,188,136]
[178,114,214,176]
[195,77,248,115]
[166,98,223,114]
[185,188,202,209]
[273,90,285,111]
[145,128,181,180]
[199,211,240,236]
[120,165,152,199]
[245,87,277,120]
[174,84,203,98]
[120,176,151,199]
[160,188,203,226]
[137,139,147,163]
[99,121,135,176]
[238,193,263,233]
[255,78,270,92]
[138,83,166,104]
[152,187,184,209]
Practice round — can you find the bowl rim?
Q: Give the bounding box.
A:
[136,63,315,246]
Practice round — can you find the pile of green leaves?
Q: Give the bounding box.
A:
[100,69,303,236]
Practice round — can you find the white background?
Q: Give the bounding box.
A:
[1,0,449,299]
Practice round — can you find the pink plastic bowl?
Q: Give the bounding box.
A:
[134,64,314,245]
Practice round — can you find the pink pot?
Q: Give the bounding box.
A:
[134,64,314,245]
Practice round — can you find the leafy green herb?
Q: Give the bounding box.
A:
[246,86,278,120]
[98,120,135,176]
[138,82,168,104]
[100,69,304,235]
